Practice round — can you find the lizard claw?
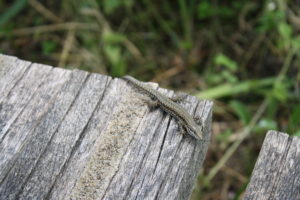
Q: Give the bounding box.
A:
[148,100,159,110]
[140,95,159,111]
[194,116,202,125]
[177,123,186,135]
[170,93,188,103]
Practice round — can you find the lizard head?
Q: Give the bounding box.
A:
[186,123,203,140]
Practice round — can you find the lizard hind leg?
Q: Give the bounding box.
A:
[177,123,186,136]
[148,100,159,110]
[170,93,188,103]
[140,95,159,111]
[194,116,202,125]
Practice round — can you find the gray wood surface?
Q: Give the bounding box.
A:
[244,130,300,200]
[0,54,212,200]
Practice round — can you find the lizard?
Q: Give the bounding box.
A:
[122,75,203,140]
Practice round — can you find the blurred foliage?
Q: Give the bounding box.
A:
[1,0,300,199]
[0,0,27,26]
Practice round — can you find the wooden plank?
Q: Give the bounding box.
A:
[0,54,31,102]
[244,130,300,200]
[47,78,132,200]
[0,54,212,200]
[0,63,52,140]
[18,74,110,199]
[69,85,212,200]
[0,66,68,182]
[0,67,89,199]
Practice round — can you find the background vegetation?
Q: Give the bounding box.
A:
[1,0,300,199]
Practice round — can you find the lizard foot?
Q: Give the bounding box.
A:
[194,116,202,125]
[148,100,159,110]
[170,93,188,103]
[140,95,159,111]
[177,124,186,135]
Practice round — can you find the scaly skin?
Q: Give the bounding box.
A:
[122,75,203,140]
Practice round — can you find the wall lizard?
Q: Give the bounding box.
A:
[122,75,203,140]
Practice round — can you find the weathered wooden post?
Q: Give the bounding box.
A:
[0,54,212,200]
[244,130,300,200]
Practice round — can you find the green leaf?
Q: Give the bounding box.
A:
[289,104,300,131]
[196,77,275,99]
[293,130,300,137]
[123,0,134,8]
[265,97,279,119]
[103,31,125,44]
[221,70,238,83]
[291,36,300,50]
[197,1,214,19]
[257,118,277,130]
[0,0,28,26]
[278,22,292,41]
[290,104,300,126]
[179,40,193,50]
[103,45,121,65]
[103,0,123,14]
[214,53,237,72]
[216,129,232,142]
[103,45,126,77]
[230,100,251,124]
[206,73,223,85]
[218,6,235,18]
[278,22,292,49]
[42,41,57,55]
[111,60,126,77]
[272,82,288,102]
[257,10,284,32]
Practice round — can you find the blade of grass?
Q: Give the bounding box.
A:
[28,0,62,23]
[142,0,180,46]
[204,40,297,186]
[204,99,268,184]
[196,77,276,99]
[0,22,99,37]
[0,0,28,26]
[178,0,192,45]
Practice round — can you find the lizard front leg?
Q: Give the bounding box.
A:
[193,116,202,125]
[177,122,187,136]
[139,95,159,111]
[170,93,188,103]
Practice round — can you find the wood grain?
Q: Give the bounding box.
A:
[0,54,31,103]
[244,130,300,200]
[0,54,212,200]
